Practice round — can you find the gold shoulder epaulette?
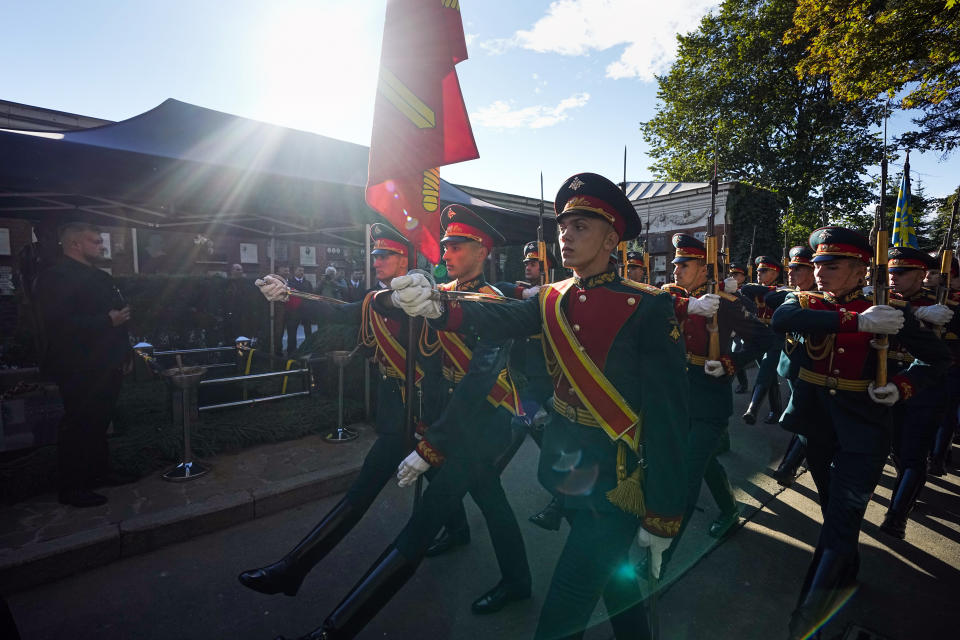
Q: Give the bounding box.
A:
[620,279,665,296]
[718,291,738,302]
[889,298,908,308]
[796,291,823,309]
[480,284,503,296]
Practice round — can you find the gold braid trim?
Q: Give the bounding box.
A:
[606,441,646,517]
[358,292,378,349]
[419,322,442,357]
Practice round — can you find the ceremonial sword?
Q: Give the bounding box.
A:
[255,273,514,305]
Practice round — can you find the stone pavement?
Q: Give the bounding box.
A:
[0,425,375,594]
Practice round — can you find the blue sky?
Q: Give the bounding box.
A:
[3,0,958,202]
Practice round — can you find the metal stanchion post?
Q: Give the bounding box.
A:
[162,364,210,481]
[324,349,359,443]
[133,342,154,382]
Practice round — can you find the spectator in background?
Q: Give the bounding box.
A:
[285,266,314,355]
[318,265,344,300]
[344,268,367,302]
[223,264,248,345]
[35,222,134,508]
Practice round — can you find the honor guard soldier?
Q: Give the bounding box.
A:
[927,253,960,476]
[727,263,747,289]
[497,242,568,531]
[770,246,818,486]
[662,234,774,550]
[881,247,956,538]
[244,223,459,598]
[741,255,788,424]
[279,205,532,640]
[393,172,695,640]
[771,227,951,640]
[626,250,647,283]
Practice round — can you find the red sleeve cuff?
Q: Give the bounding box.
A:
[285,296,303,311]
[415,420,428,436]
[642,512,682,538]
[719,354,736,376]
[890,375,914,402]
[838,309,859,332]
[416,439,445,467]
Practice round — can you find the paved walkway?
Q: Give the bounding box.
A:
[0,425,375,593]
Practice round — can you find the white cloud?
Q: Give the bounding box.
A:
[471,93,590,129]
[484,0,719,81]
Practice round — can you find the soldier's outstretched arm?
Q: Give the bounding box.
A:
[635,293,689,538]
[725,297,777,368]
[433,296,543,341]
[771,293,860,334]
[895,308,952,393]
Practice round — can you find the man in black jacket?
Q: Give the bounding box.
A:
[36,223,132,508]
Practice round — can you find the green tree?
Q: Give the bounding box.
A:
[641,0,884,237]
[786,0,960,153]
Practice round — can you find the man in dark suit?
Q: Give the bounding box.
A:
[36,222,133,507]
[285,266,314,355]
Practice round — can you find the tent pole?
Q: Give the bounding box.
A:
[364,223,371,419]
[130,228,140,274]
[269,229,276,357]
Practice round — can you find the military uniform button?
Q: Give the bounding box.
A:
[573,324,580,332]
[837,347,845,354]
[567,387,576,395]
[829,389,837,396]
[627,297,636,305]
[833,370,840,375]
[579,294,587,302]
[839,308,846,313]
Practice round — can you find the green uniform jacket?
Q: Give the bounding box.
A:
[434,271,689,538]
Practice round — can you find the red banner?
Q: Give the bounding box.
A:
[365,0,479,263]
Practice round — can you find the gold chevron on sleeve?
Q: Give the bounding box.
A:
[442,0,460,9]
[379,68,436,129]
[422,168,440,211]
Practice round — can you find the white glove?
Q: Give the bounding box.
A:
[862,285,874,298]
[254,275,289,302]
[723,277,739,294]
[914,304,954,326]
[521,285,541,300]
[868,381,899,406]
[857,305,904,334]
[397,450,431,487]
[390,273,442,318]
[636,528,673,579]
[704,360,725,378]
[687,293,720,317]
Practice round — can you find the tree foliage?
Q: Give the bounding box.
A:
[786,0,960,153]
[641,0,884,237]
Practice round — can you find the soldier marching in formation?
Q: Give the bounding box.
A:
[392,173,699,639]
[771,226,951,640]
[248,175,958,640]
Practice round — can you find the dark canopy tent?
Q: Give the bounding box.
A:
[0,98,545,246]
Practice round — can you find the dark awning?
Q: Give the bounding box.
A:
[0,99,546,246]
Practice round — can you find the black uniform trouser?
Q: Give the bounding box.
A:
[535,508,649,640]
[54,368,123,491]
[395,454,530,591]
[344,432,407,512]
[664,415,736,566]
[891,383,944,472]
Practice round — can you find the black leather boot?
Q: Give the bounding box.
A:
[424,525,470,557]
[764,383,782,424]
[788,549,856,640]
[528,496,564,531]
[734,369,748,394]
[772,436,806,487]
[742,383,766,425]
[239,498,359,596]
[880,467,926,539]
[274,545,420,640]
[319,545,419,640]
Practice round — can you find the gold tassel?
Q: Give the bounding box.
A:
[606,441,646,517]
